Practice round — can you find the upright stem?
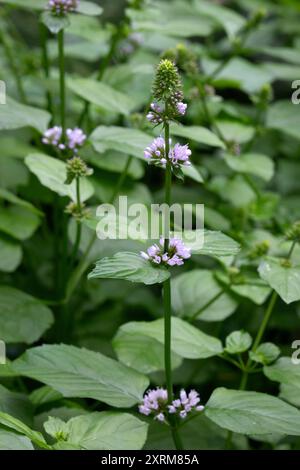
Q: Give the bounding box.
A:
[40,23,54,120]
[58,29,66,137]
[70,177,82,267]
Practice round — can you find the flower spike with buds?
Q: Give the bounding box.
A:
[65,156,93,184]
[47,0,79,15]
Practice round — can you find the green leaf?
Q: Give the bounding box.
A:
[181,164,204,183]
[77,1,103,16]
[88,252,170,285]
[41,11,70,34]
[205,388,300,435]
[25,153,94,202]
[0,235,22,272]
[223,153,274,182]
[30,386,62,407]
[194,0,245,37]
[0,97,50,133]
[90,126,152,160]
[0,429,34,450]
[225,331,252,354]
[0,411,49,449]
[0,188,43,216]
[264,357,300,390]
[13,344,149,408]
[258,257,300,304]
[0,384,33,425]
[176,230,240,258]
[67,78,132,115]
[114,318,223,371]
[0,286,54,344]
[250,343,280,365]
[113,326,182,374]
[46,412,148,450]
[170,123,225,149]
[171,270,237,322]
[266,100,300,141]
[215,120,255,143]
[0,206,40,241]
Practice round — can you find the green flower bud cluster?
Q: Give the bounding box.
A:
[153,59,183,107]
[162,44,198,76]
[65,201,90,220]
[285,221,300,242]
[249,240,270,260]
[65,156,93,185]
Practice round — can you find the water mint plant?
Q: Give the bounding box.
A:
[1,0,300,455]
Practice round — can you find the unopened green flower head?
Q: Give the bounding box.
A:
[153,59,183,104]
[65,156,93,184]
[285,221,300,242]
[162,44,198,75]
[65,201,90,220]
[249,240,270,260]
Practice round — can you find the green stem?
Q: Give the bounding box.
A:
[39,22,54,121]
[58,29,65,137]
[164,277,172,402]
[70,177,82,267]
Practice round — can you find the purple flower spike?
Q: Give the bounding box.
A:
[42,125,86,153]
[170,143,191,167]
[144,138,191,169]
[66,127,87,151]
[42,126,62,146]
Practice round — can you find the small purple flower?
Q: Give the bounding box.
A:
[146,102,163,125]
[170,143,191,167]
[176,101,187,115]
[140,237,191,267]
[144,138,191,169]
[42,126,62,146]
[47,0,79,15]
[139,388,204,423]
[66,127,86,152]
[42,126,86,153]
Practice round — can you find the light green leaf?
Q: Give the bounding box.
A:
[0,286,54,344]
[77,1,103,16]
[194,0,245,37]
[223,153,274,181]
[25,153,94,202]
[266,100,300,141]
[250,343,280,365]
[170,123,225,149]
[205,388,300,435]
[0,384,33,425]
[0,206,40,241]
[0,429,34,450]
[0,411,49,449]
[67,78,132,115]
[0,97,50,133]
[264,357,300,389]
[181,164,204,183]
[114,317,223,371]
[258,257,300,304]
[0,236,22,272]
[0,188,43,216]
[41,11,70,34]
[176,230,240,258]
[225,331,252,354]
[90,126,152,160]
[88,252,170,285]
[46,412,148,450]
[215,120,255,143]
[13,344,149,408]
[171,270,237,322]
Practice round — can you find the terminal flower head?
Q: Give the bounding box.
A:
[47,0,79,15]
[141,237,191,267]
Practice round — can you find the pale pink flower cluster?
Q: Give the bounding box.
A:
[42,126,86,153]
[141,237,191,267]
[47,0,79,15]
[139,388,204,423]
[144,137,191,169]
[146,100,187,125]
